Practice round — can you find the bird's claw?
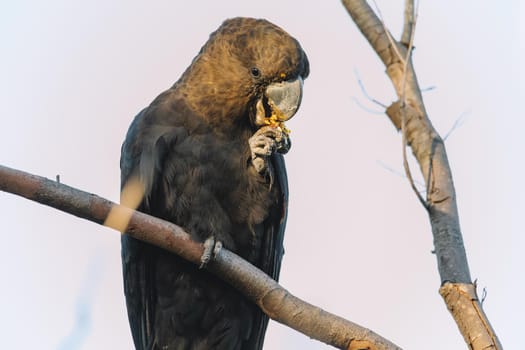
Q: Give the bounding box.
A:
[199,236,223,269]
[249,125,290,174]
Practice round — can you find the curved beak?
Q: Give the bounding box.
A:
[265,77,304,121]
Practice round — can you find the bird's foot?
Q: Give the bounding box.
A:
[199,236,223,269]
[249,125,290,174]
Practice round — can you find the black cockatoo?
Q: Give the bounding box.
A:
[120,17,309,349]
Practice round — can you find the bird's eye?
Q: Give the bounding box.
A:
[251,67,261,78]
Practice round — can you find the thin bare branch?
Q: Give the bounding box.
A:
[401,0,415,46]
[399,0,427,208]
[443,110,470,141]
[401,114,428,208]
[367,0,425,208]
[400,0,418,96]
[376,160,426,192]
[421,85,436,93]
[354,69,388,108]
[481,287,488,305]
[351,97,385,115]
[0,164,402,350]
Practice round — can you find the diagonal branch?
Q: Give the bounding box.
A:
[341,0,502,348]
[0,164,401,350]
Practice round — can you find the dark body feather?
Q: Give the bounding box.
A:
[121,18,308,350]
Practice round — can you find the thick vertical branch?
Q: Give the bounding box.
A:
[385,101,470,284]
[341,0,502,348]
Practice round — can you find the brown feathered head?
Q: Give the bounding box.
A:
[177,17,309,131]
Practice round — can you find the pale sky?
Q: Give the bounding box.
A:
[0,1,521,349]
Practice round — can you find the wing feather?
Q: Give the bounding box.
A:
[248,153,288,350]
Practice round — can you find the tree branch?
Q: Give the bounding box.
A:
[401,0,415,47]
[341,0,502,348]
[0,164,401,350]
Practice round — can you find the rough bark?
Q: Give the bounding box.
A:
[0,164,401,350]
[341,0,502,348]
[439,283,501,349]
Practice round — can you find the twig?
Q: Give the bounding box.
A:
[443,110,470,141]
[351,97,385,115]
[395,0,427,208]
[401,3,427,208]
[481,287,488,305]
[401,113,427,208]
[354,69,387,108]
[420,86,436,93]
[376,160,426,192]
[400,0,418,96]
[401,0,415,46]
